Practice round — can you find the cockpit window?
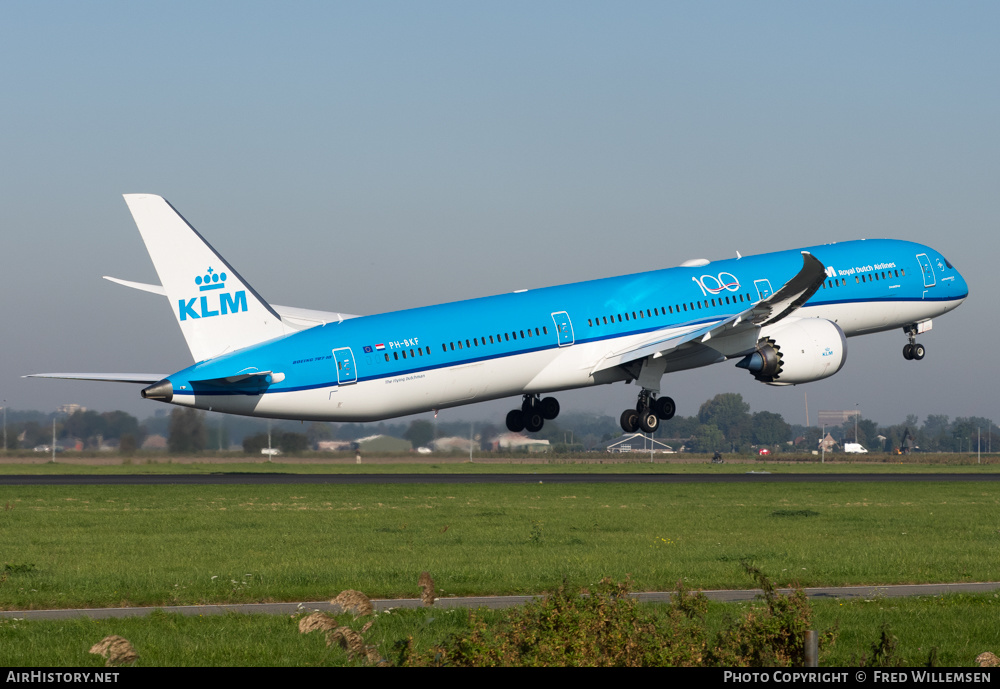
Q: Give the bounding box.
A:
[943,256,953,269]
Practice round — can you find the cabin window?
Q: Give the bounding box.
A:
[632,311,637,320]
[504,333,509,342]
[385,353,390,362]
[543,326,548,335]
[588,318,593,327]
[393,352,399,360]
[624,312,629,321]
[856,276,860,284]
[682,304,687,312]
[535,328,540,336]
[526,329,532,337]
[450,342,455,351]
[465,339,470,348]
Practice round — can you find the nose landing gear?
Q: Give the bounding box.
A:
[902,324,926,361]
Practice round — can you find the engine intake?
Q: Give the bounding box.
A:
[736,318,847,386]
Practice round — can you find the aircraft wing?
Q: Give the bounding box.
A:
[24,373,167,384]
[103,276,361,328]
[590,252,827,374]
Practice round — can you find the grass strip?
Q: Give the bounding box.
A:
[2,593,999,666]
[2,481,999,609]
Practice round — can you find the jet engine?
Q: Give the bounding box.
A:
[736,318,847,385]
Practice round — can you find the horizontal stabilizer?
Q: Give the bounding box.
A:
[25,373,167,384]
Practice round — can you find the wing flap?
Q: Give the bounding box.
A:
[590,252,827,374]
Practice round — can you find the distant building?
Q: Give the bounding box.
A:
[431,436,476,453]
[316,440,355,452]
[491,433,551,453]
[818,433,839,453]
[817,410,860,427]
[353,435,412,453]
[600,433,674,454]
[56,404,86,415]
[141,434,167,450]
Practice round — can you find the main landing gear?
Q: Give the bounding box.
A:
[902,324,926,361]
[506,394,560,433]
[619,390,675,434]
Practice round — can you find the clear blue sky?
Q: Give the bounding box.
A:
[2,1,996,427]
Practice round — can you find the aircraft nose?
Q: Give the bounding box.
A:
[952,266,969,300]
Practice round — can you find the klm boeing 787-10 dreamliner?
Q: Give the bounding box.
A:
[30,194,968,434]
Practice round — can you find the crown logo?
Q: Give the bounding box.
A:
[195,267,228,291]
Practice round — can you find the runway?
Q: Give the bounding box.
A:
[2,472,999,485]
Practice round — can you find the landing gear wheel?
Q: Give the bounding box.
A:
[620,409,640,434]
[903,344,914,360]
[540,397,560,420]
[654,396,676,420]
[912,343,925,360]
[524,410,545,433]
[639,410,660,433]
[506,409,525,433]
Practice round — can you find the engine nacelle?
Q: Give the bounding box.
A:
[736,318,847,386]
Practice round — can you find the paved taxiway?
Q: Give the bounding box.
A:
[5,582,1000,620]
[3,472,1000,486]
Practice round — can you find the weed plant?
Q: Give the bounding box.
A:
[5,587,999,667]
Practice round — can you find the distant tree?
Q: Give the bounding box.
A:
[751,411,791,448]
[242,430,308,454]
[686,423,725,454]
[306,422,335,446]
[699,393,752,450]
[477,423,499,451]
[119,433,137,456]
[403,420,435,449]
[168,408,206,454]
[64,410,106,447]
[101,411,140,441]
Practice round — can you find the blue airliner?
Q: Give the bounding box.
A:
[31,194,968,434]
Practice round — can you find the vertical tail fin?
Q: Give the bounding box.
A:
[123,194,291,362]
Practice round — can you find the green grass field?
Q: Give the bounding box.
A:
[2,481,999,610]
[0,452,998,474]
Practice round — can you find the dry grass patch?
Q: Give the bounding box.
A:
[88,635,138,667]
